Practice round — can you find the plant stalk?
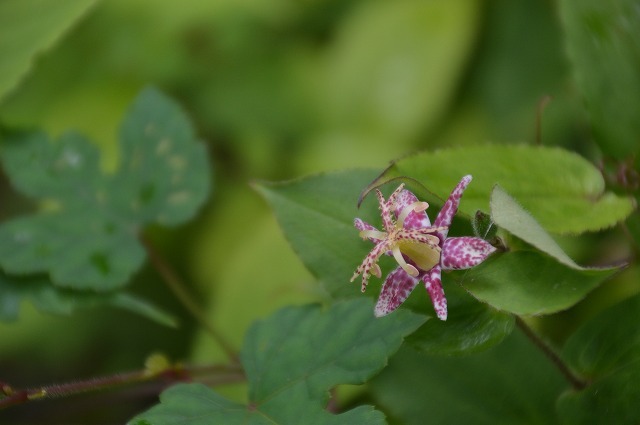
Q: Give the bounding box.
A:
[141,235,238,362]
[516,316,588,390]
[0,364,244,410]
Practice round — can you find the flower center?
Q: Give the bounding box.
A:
[359,201,445,278]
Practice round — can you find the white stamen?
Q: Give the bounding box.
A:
[359,229,388,241]
[397,201,430,228]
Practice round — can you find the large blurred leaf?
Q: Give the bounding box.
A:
[323,0,479,140]
[367,145,635,234]
[460,251,618,316]
[130,299,425,424]
[467,0,568,142]
[371,330,565,424]
[0,87,211,290]
[0,270,176,326]
[559,0,640,161]
[558,294,640,424]
[0,0,98,101]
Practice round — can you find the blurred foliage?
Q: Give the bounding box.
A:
[0,0,639,423]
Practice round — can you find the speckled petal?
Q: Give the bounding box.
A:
[374,267,420,317]
[441,237,497,270]
[434,175,472,238]
[394,190,432,229]
[354,218,376,232]
[423,266,447,321]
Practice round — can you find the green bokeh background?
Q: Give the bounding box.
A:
[1,0,637,423]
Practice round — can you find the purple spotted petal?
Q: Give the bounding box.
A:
[423,265,447,320]
[374,267,420,317]
[434,175,472,238]
[394,190,432,229]
[441,237,497,270]
[354,218,375,232]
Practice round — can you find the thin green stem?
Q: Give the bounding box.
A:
[141,235,238,362]
[0,363,244,410]
[516,316,588,390]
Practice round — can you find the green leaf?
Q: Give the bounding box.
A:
[460,251,619,315]
[0,270,176,326]
[559,0,640,160]
[0,0,98,101]
[255,169,381,297]
[368,145,635,234]
[406,284,515,355]
[130,299,425,424]
[0,87,211,290]
[114,87,211,226]
[558,294,640,423]
[472,210,497,241]
[491,185,585,269]
[370,330,565,425]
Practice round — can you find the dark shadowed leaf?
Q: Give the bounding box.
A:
[558,294,640,424]
[371,331,565,424]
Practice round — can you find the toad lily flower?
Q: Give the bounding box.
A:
[351,175,496,320]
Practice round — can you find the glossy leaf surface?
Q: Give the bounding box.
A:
[366,145,635,234]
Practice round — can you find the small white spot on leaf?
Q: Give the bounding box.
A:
[168,191,190,205]
[156,138,172,156]
[168,155,186,171]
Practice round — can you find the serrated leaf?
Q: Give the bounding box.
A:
[130,299,425,424]
[0,212,145,289]
[0,0,98,101]
[558,294,640,424]
[0,130,103,201]
[370,331,565,425]
[559,0,640,160]
[0,270,176,326]
[460,251,618,316]
[0,87,210,291]
[255,169,381,298]
[114,87,211,226]
[406,284,514,355]
[368,145,635,234]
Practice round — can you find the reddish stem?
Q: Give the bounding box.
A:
[0,363,244,410]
